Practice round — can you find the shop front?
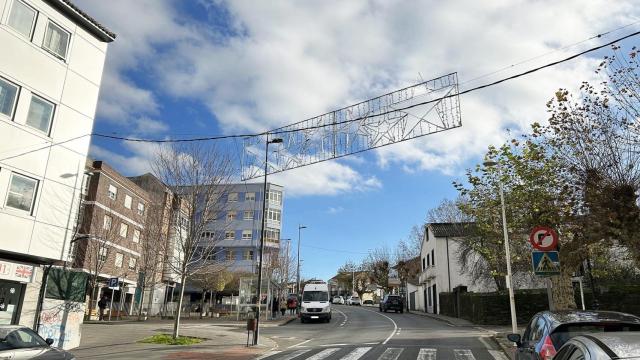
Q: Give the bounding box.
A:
[0,259,36,325]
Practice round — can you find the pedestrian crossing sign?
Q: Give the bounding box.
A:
[532,251,560,276]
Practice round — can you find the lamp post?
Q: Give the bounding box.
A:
[254,136,282,345]
[297,225,307,295]
[483,160,518,333]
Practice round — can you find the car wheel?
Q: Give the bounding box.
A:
[301,318,305,323]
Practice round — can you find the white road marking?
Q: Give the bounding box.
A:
[363,342,380,345]
[255,350,281,359]
[478,336,493,350]
[454,349,476,359]
[360,308,398,345]
[378,348,403,360]
[340,347,372,360]
[278,349,312,360]
[417,348,437,360]
[288,339,312,348]
[320,343,349,347]
[334,308,348,327]
[488,350,510,360]
[306,348,340,360]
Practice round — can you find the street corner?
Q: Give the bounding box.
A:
[491,333,517,360]
[163,346,267,360]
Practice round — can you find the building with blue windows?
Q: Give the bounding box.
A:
[204,182,284,274]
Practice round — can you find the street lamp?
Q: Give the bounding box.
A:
[254,136,283,345]
[483,160,518,333]
[297,225,307,295]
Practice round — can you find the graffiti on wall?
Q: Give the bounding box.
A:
[38,299,85,350]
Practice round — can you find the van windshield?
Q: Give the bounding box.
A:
[303,291,328,301]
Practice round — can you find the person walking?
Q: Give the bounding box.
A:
[98,295,108,321]
[271,297,279,318]
[280,297,287,316]
[287,296,297,315]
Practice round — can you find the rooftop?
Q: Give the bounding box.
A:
[44,0,116,42]
[428,222,476,238]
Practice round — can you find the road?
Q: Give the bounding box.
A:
[257,305,507,360]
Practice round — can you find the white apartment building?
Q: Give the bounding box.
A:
[0,0,113,339]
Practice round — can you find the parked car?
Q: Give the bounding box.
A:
[332,296,344,304]
[347,296,361,306]
[363,299,374,305]
[554,332,640,359]
[379,294,404,313]
[0,325,75,359]
[508,310,640,360]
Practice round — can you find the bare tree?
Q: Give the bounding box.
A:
[152,142,234,339]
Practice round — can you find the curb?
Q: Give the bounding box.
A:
[407,311,474,327]
[491,334,516,360]
[278,317,297,326]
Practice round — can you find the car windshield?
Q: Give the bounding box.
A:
[551,323,640,348]
[303,291,328,301]
[0,328,49,350]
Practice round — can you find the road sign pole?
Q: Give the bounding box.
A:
[499,181,518,334]
[108,289,114,321]
[546,278,554,311]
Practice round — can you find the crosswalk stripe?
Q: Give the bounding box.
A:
[488,350,509,360]
[340,347,372,360]
[378,348,404,360]
[417,348,437,360]
[278,349,312,360]
[255,350,281,360]
[306,348,340,360]
[453,349,475,360]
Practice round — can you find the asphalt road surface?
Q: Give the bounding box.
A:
[257,305,507,360]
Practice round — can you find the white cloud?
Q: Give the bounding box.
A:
[327,206,345,214]
[77,0,639,192]
[134,117,170,135]
[269,160,381,197]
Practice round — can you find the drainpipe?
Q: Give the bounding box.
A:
[446,237,451,292]
[34,264,52,332]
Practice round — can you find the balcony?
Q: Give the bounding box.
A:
[418,266,437,284]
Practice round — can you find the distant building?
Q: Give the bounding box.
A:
[72,161,149,316]
[0,0,113,346]
[202,183,284,274]
[128,173,190,316]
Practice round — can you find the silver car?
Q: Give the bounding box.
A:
[0,326,75,359]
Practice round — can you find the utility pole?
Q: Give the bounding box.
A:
[297,225,306,295]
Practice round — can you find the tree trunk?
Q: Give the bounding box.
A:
[146,284,156,319]
[87,280,98,321]
[137,282,146,321]
[550,268,577,310]
[172,274,187,339]
[199,289,206,319]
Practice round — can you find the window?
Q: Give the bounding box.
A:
[426,254,430,267]
[243,211,253,220]
[227,211,237,221]
[114,253,123,268]
[225,231,235,240]
[225,250,234,261]
[422,257,425,270]
[0,77,19,117]
[103,215,112,230]
[227,192,238,202]
[42,21,70,60]
[8,0,37,39]
[245,192,255,201]
[244,250,254,260]
[242,230,252,240]
[26,95,54,134]
[201,231,213,239]
[268,190,282,205]
[431,249,435,266]
[128,257,137,270]
[133,229,140,243]
[267,209,281,222]
[124,195,132,209]
[137,202,145,216]
[5,173,37,213]
[98,246,107,263]
[264,228,280,243]
[119,223,128,238]
[108,185,117,200]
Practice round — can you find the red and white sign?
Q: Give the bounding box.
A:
[529,226,559,251]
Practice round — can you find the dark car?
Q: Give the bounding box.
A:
[508,311,640,360]
[554,332,640,360]
[379,295,403,313]
[0,325,75,359]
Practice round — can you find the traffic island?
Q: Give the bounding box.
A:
[139,334,204,345]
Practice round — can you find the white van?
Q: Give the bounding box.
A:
[300,280,331,323]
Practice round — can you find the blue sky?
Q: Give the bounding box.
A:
[76,0,639,281]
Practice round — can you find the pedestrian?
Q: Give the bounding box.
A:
[280,297,287,316]
[271,297,278,318]
[98,295,108,321]
[287,296,297,315]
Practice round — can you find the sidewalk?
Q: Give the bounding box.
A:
[72,316,296,359]
[408,310,475,326]
[85,314,297,327]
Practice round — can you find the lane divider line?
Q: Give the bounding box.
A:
[360,308,398,345]
[288,338,313,349]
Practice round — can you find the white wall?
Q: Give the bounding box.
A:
[0,0,108,262]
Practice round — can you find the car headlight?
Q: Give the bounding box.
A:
[301,307,306,312]
[324,306,330,312]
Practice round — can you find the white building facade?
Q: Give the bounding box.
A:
[0,0,113,339]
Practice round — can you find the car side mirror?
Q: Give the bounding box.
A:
[45,338,54,346]
[507,333,521,346]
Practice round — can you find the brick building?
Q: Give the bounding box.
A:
[72,160,150,316]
